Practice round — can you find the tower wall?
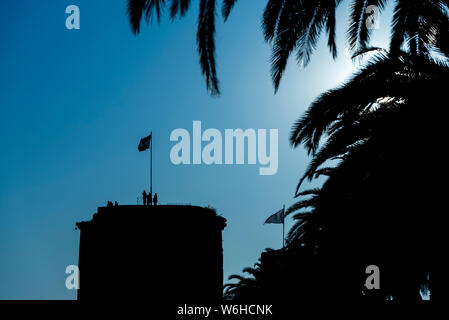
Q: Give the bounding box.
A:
[76,205,226,303]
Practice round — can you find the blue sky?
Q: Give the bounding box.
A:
[0,1,392,299]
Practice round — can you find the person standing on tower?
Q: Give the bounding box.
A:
[142,190,147,206]
[153,193,158,206]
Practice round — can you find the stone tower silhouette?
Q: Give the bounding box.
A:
[76,205,226,304]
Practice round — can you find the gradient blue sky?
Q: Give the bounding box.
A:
[0,1,392,299]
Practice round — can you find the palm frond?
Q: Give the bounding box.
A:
[358,0,388,50]
[295,3,327,69]
[146,0,166,23]
[197,0,220,95]
[290,53,400,153]
[286,197,318,216]
[180,0,192,16]
[291,210,314,220]
[347,0,368,52]
[296,188,321,197]
[169,0,192,19]
[296,119,371,193]
[127,0,147,34]
[351,46,388,60]
[325,0,338,59]
[270,0,302,91]
[127,0,167,33]
[390,0,408,55]
[242,267,259,277]
[262,0,285,43]
[222,0,238,21]
[313,167,335,179]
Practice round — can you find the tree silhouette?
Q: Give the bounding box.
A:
[225,50,448,302]
[264,0,449,90]
[224,264,264,301]
[286,50,447,301]
[127,0,449,93]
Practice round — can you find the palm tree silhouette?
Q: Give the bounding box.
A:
[264,0,449,90]
[224,264,264,301]
[225,50,448,302]
[285,50,448,301]
[223,248,321,302]
[127,1,449,93]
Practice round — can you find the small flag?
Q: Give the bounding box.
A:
[264,207,285,224]
[138,133,152,152]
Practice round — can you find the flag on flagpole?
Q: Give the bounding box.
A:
[264,207,285,224]
[138,133,152,152]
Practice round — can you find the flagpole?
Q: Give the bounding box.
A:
[150,132,153,195]
[282,204,285,248]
